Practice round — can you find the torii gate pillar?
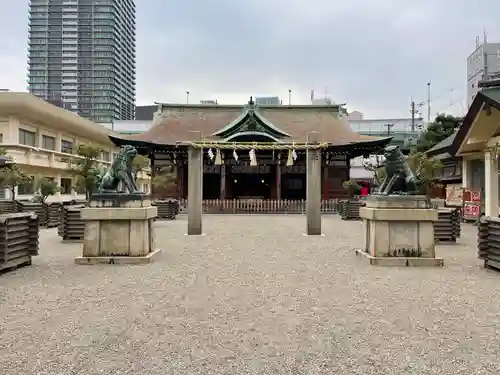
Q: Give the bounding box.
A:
[187,131,203,235]
[306,131,322,235]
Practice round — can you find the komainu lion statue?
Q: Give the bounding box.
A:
[374,145,418,195]
[98,145,140,194]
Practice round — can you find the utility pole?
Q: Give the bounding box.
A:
[384,123,394,136]
[483,29,488,80]
[411,100,416,132]
[427,82,431,122]
[410,98,424,132]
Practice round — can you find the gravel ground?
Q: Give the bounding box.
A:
[1,215,500,374]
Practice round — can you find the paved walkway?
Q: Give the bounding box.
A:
[1,216,499,374]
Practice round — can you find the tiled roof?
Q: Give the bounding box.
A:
[426,131,457,155]
[121,104,383,145]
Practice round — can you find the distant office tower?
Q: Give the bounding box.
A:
[255,96,281,105]
[27,0,136,123]
[467,37,500,106]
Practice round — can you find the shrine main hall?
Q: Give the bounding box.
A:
[110,98,392,200]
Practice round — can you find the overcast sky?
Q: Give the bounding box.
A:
[0,0,499,118]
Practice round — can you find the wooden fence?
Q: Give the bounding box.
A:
[177,199,339,214]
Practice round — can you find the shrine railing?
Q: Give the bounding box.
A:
[177,199,339,214]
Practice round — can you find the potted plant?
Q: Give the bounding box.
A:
[342,180,362,200]
[33,176,60,203]
[152,166,178,219]
[340,180,362,220]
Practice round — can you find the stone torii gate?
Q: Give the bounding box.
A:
[186,131,324,235]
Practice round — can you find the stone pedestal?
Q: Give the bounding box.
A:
[75,194,161,265]
[356,195,443,267]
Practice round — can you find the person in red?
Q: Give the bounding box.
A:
[361,185,369,197]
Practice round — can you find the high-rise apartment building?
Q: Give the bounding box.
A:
[28,0,136,123]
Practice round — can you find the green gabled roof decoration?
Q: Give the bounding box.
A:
[212,97,291,140]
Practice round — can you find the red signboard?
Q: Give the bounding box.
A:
[470,189,481,202]
[463,188,482,220]
[463,203,480,217]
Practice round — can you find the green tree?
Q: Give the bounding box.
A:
[0,148,30,200]
[66,144,103,200]
[406,149,443,195]
[152,166,176,198]
[416,114,462,152]
[33,176,59,203]
[132,155,149,180]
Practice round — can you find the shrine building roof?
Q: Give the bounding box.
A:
[110,98,391,154]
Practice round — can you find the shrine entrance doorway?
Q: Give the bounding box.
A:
[230,164,272,199]
[282,173,306,200]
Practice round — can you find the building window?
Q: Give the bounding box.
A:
[18,177,35,195]
[60,178,72,195]
[42,134,56,150]
[0,133,3,143]
[102,151,110,161]
[19,129,37,146]
[61,139,73,154]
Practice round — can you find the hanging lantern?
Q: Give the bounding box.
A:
[249,149,257,166]
[233,148,238,162]
[292,149,297,161]
[214,148,222,165]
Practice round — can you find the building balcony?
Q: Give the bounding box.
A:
[3,144,113,172]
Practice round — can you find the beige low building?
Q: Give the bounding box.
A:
[0,92,150,201]
[444,83,500,216]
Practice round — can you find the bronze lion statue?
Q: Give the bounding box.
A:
[374,145,418,195]
[98,145,140,194]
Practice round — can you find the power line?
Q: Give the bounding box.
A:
[428,85,464,103]
[436,98,467,116]
[413,84,465,121]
